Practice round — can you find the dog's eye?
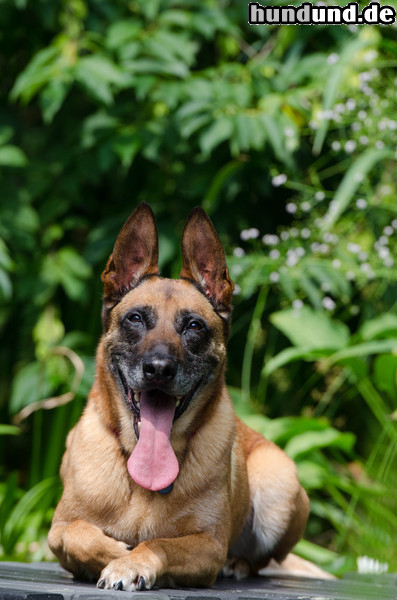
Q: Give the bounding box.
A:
[187,320,203,332]
[126,313,142,324]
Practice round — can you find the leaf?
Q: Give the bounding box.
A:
[373,354,397,400]
[199,117,233,156]
[0,145,28,167]
[285,428,355,460]
[3,477,58,547]
[0,269,13,301]
[40,78,71,123]
[270,306,350,350]
[321,148,394,231]
[9,362,50,414]
[259,113,289,165]
[10,46,59,103]
[106,20,141,50]
[263,346,328,378]
[113,135,141,168]
[327,339,397,366]
[76,55,129,105]
[0,425,20,436]
[359,314,397,341]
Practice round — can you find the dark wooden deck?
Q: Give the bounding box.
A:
[0,562,396,600]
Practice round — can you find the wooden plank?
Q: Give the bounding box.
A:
[0,562,396,600]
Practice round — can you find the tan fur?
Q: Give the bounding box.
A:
[48,204,316,591]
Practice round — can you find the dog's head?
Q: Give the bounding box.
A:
[99,203,234,491]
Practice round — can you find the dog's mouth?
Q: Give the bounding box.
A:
[116,369,201,493]
[118,371,198,439]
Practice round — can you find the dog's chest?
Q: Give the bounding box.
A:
[100,488,193,546]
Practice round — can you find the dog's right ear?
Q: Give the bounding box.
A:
[101,202,159,319]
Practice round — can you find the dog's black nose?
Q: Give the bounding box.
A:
[143,350,177,385]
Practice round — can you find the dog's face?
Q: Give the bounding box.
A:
[103,276,228,439]
[99,203,234,491]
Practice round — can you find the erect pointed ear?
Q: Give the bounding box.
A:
[101,202,159,309]
[180,207,234,316]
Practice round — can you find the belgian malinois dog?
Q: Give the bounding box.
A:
[48,203,317,591]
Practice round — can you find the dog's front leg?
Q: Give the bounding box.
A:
[48,520,130,579]
[98,532,227,591]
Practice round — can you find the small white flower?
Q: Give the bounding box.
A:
[359,135,369,145]
[280,231,290,241]
[357,556,388,575]
[301,201,311,212]
[392,219,397,229]
[315,191,325,201]
[344,140,357,154]
[354,172,364,182]
[352,122,362,132]
[262,234,278,246]
[327,53,339,65]
[378,247,390,259]
[321,282,331,292]
[363,50,378,63]
[269,249,280,260]
[311,242,321,253]
[346,98,356,111]
[231,264,243,276]
[233,284,241,296]
[375,140,385,149]
[269,271,280,283]
[286,253,298,267]
[380,185,392,197]
[323,232,334,244]
[334,103,345,113]
[286,202,297,214]
[301,228,311,239]
[347,243,361,254]
[358,110,367,120]
[293,299,303,310]
[331,141,341,151]
[249,227,260,239]
[295,247,305,258]
[272,174,287,187]
[378,235,389,246]
[356,198,367,209]
[384,257,394,267]
[233,247,245,257]
[358,251,368,261]
[332,259,341,268]
[319,243,330,254]
[240,228,260,241]
[360,262,372,273]
[290,228,299,238]
[346,271,355,280]
[359,71,372,82]
[383,226,394,236]
[284,127,294,137]
[322,296,336,310]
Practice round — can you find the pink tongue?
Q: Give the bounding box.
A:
[127,391,179,492]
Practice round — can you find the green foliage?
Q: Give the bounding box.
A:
[0,0,396,573]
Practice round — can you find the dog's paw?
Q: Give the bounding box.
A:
[222,557,250,581]
[97,555,156,591]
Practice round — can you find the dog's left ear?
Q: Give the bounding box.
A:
[101,202,159,311]
[180,207,234,316]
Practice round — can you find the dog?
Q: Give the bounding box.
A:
[48,202,320,591]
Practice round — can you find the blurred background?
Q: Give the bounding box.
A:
[0,0,396,576]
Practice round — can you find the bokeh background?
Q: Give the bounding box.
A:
[0,0,396,575]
